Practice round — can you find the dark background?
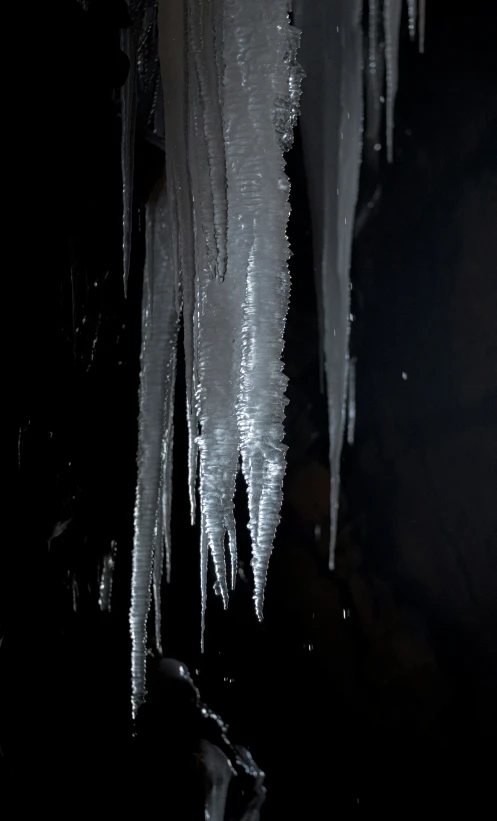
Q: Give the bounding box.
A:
[6,0,497,814]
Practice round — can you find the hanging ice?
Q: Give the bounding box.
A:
[384,0,403,162]
[189,0,238,611]
[158,0,199,529]
[231,0,301,618]
[130,177,179,720]
[129,0,426,717]
[294,0,363,570]
[295,0,425,569]
[99,540,118,612]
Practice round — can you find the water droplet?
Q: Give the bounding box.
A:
[402,371,408,380]
[374,142,382,152]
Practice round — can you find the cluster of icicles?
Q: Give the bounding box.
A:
[124,0,426,720]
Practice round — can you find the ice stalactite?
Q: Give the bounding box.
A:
[407,0,417,40]
[294,0,363,571]
[129,0,424,714]
[347,358,357,447]
[158,0,199,530]
[365,0,384,158]
[384,0,403,163]
[233,0,301,618]
[296,0,424,569]
[419,0,426,53]
[99,540,118,612]
[130,178,179,719]
[188,0,239,609]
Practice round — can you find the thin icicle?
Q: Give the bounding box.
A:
[130,178,179,721]
[200,489,208,653]
[419,0,426,53]
[294,0,362,571]
[120,7,137,296]
[188,19,234,607]
[363,0,384,174]
[158,0,198,529]
[99,540,118,612]
[407,0,417,41]
[347,358,357,446]
[383,0,403,163]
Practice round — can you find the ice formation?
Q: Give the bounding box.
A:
[295,0,425,568]
[128,0,425,717]
[129,0,300,718]
[130,177,179,717]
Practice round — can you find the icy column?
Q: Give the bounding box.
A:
[130,179,179,720]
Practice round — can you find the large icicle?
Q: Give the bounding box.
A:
[231,0,301,618]
[158,0,198,529]
[130,178,179,721]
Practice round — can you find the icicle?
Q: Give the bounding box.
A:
[295,0,362,571]
[130,178,179,721]
[228,0,301,618]
[188,10,234,607]
[407,0,417,41]
[99,540,117,612]
[120,6,137,296]
[384,0,403,163]
[419,0,426,53]
[347,358,357,446]
[158,0,198,529]
[200,491,208,654]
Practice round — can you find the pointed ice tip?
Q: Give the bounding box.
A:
[254,595,265,623]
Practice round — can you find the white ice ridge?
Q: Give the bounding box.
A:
[294,0,426,569]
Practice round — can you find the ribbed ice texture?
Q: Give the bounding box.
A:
[190,0,238,609]
[226,0,300,619]
[130,179,179,720]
